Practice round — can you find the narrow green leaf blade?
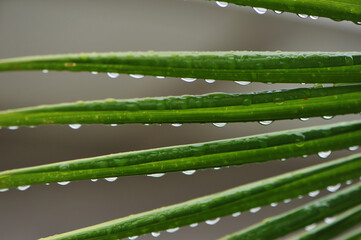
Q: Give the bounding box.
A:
[1,85,360,127]
[342,227,361,240]
[218,184,361,240]
[1,120,360,189]
[39,154,361,240]
[208,0,361,23]
[0,52,360,83]
[289,204,361,240]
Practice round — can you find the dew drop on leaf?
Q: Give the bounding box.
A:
[305,223,317,231]
[166,227,179,233]
[104,177,118,182]
[17,185,30,191]
[318,150,331,159]
[156,76,165,79]
[216,1,228,7]
[322,116,333,120]
[107,72,119,78]
[129,74,144,79]
[57,181,70,186]
[324,217,336,224]
[297,14,308,19]
[300,118,309,121]
[310,16,319,20]
[182,170,196,175]
[274,10,283,14]
[205,79,215,83]
[128,236,138,240]
[327,183,341,192]
[151,232,160,237]
[190,223,198,228]
[8,126,19,130]
[270,203,278,207]
[69,124,82,130]
[349,146,359,151]
[147,173,165,178]
[253,7,267,14]
[91,71,98,75]
[91,179,98,182]
[213,123,227,127]
[171,123,182,127]
[0,188,9,192]
[232,212,241,217]
[42,69,49,73]
[235,81,250,85]
[181,78,197,82]
[308,190,320,197]
[283,199,291,203]
[258,120,273,126]
[205,217,220,225]
[250,207,261,213]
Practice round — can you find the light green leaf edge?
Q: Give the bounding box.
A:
[1,120,360,189]
[342,227,361,240]
[289,204,361,240]
[0,52,360,83]
[207,0,361,23]
[40,153,361,240]
[0,85,360,127]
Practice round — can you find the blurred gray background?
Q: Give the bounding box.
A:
[0,0,360,239]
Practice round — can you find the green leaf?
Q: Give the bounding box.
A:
[1,120,360,189]
[342,227,361,240]
[0,85,360,127]
[208,0,361,23]
[0,52,360,83]
[39,154,361,240]
[219,184,361,240]
[289,204,361,240]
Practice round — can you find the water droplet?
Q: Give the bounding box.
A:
[205,79,215,83]
[297,14,308,19]
[270,203,278,207]
[182,170,196,175]
[232,212,241,217]
[205,217,220,225]
[322,116,333,120]
[129,74,144,79]
[91,179,98,182]
[349,146,359,151]
[324,217,336,224]
[17,185,30,191]
[274,10,283,14]
[250,207,261,213]
[8,126,19,130]
[57,181,70,186]
[310,15,319,20]
[235,81,250,85]
[156,76,165,79]
[300,118,309,121]
[258,120,273,126]
[346,180,352,185]
[0,188,9,192]
[42,69,49,73]
[327,183,341,192]
[105,177,118,182]
[91,71,98,75]
[283,199,291,203]
[308,190,320,197]
[147,173,165,178]
[305,223,317,231]
[253,7,267,14]
[166,227,179,233]
[128,236,138,240]
[213,123,227,127]
[298,195,303,199]
[110,124,118,127]
[281,158,286,162]
[302,155,308,158]
[107,72,119,78]
[190,223,198,228]
[318,150,331,159]
[216,1,228,7]
[151,232,160,237]
[45,183,50,186]
[69,124,82,130]
[171,123,182,127]
[181,78,196,82]
[214,167,221,170]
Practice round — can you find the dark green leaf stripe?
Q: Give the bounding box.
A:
[289,204,361,240]
[1,120,360,189]
[208,0,361,23]
[40,154,361,240]
[219,183,361,240]
[0,85,360,126]
[0,52,360,83]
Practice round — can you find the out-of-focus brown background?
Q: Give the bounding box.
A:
[0,0,360,239]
